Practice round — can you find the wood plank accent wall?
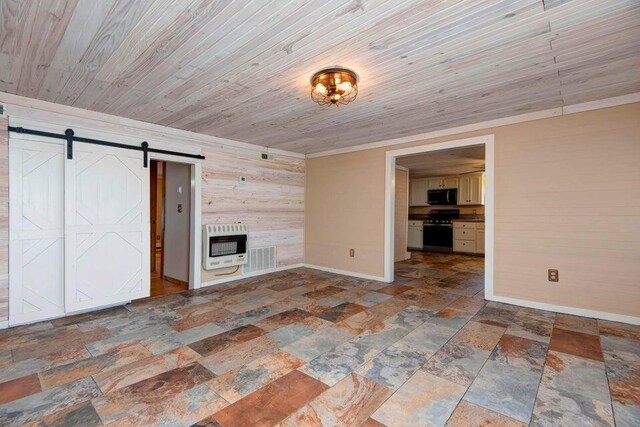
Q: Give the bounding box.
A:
[0,116,7,322]
[200,145,305,283]
[305,103,640,318]
[0,94,304,315]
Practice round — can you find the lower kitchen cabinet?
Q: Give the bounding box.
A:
[476,229,485,253]
[408,220,423,248]
[453,221,484,254]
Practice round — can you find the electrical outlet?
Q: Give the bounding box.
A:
[548,269,559,282]
[349,249,355,257]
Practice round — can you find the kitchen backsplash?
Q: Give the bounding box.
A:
[409,206,484,216]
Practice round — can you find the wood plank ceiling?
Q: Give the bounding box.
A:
[1,0,638,154]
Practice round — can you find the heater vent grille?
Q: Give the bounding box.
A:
[244,246,277,273]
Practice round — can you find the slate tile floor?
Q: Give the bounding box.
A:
[0,253,639,426]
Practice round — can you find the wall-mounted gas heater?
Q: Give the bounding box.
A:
[202,224,248,270]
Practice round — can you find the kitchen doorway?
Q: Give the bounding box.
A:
[384,135,494,299]
[149,160,191,297]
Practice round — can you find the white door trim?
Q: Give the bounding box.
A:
[383,135,495,301]
[394,165,411,261]
[149,153,202,290]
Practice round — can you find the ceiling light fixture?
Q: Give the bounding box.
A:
[310,67,359,106]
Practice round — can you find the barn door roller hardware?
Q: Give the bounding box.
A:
[8,126,205,167]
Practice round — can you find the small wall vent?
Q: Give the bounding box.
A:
[244,246,277,273]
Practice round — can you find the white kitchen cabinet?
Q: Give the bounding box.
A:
[427,177,458,189]
[427,178,441,189]
[453,221,484,254]
[476,229,485,254]
[408,220,423,248]
[443,177,459,189]
[458,173,484,205]
[453,240,475,253]
[410,179,428,206]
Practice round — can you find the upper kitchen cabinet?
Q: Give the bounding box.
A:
[427,177,458,189]
[458,172,484,205]
[410,178,428,206]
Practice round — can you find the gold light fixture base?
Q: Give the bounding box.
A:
[310,67,359,106]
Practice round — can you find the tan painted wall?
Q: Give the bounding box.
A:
[305,148,384,274]
[394,168,408,262]
[305,104,640,317]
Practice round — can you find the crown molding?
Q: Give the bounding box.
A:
[0,92,306,159]
[5,91,637,161]
[560,92,640,114]
[306,92,640,159]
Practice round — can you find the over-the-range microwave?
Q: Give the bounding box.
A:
[427,188,457,205]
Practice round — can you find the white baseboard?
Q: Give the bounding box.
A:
[0,320,8,330]
[489,295,640,325]
[303,264,387,282]
[200,263,304,288]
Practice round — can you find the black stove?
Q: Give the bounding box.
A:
[422,209,459,252]
[423,209,460,225]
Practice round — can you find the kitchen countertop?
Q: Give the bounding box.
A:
[452,218,485,222]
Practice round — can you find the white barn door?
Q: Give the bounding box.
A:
[65,143,150,312]
[9,138,65,325]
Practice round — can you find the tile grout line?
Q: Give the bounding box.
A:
[598,320,619,426]
[525,319,555,426]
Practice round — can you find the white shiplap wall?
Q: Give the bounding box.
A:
[0,94,305,323]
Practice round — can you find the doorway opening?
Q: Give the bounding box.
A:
[150,160,191,297]
[384,135,494,300]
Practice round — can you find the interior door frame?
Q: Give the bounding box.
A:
[160,164,166,279]
[150,160,158,272]
[383,134,495,300]
[148,153,201,290]
[394,165,411,262]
